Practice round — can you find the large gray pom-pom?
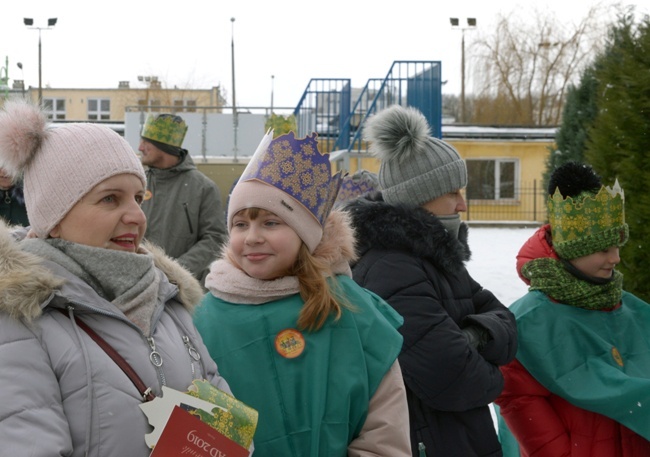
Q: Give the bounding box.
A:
[0,100,47,179]
[363,105,431,162]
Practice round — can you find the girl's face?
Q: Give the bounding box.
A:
[49,174,146,252]
[230,208,303,280]
[569,246,620,279]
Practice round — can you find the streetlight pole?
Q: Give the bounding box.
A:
[24,17,57,106]
[231,17,238,161]
[0,56,8,99]
[450,17,477,124]
[270,75,275,114]
[17,62,26,98]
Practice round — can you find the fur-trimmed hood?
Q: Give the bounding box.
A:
[0,221,203,321]
[343,192,471,273]
[312,209,358,274]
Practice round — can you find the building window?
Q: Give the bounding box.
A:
[466,159,517,200]
[43,98,66,120]
[138,99,162,112]
[173,99,197,113]
[88,98,111,120]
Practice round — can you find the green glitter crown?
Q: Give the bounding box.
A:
[141,114,188,148]
[548,180,628,259]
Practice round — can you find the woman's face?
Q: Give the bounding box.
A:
[230,208,302,280]
[569,246,620,279]
[421,189,467,216]
[49,174,146,252]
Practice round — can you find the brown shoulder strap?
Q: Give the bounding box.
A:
[58,308,156,402]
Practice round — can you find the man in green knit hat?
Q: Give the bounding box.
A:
[496,161,650,456]
[139,114,226,287]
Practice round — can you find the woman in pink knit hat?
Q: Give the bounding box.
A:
[0,100,236,456]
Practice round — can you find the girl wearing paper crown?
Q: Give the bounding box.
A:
[193,131,411,456]
[0,100,235,457]
[496,161,650,456]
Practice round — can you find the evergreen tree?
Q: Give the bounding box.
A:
[586,12,650,300]
[544,66,600,189]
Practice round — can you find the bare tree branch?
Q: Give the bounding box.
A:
[466,3,611,125]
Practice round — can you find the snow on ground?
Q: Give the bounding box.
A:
[464,225,539,433]
[465,226,538,307]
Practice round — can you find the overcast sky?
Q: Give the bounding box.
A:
[2,0,646,109]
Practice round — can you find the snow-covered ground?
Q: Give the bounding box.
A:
[464,226,539,433]
[465,226,538,307]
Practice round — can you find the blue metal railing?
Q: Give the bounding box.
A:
[293,61,442,162]
[293,78,351,145]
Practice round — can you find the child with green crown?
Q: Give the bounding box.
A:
[496,161,650,457]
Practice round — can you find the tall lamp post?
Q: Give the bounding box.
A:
[23,17,57,106]
[0,56,9,99]
[270,74,275,114]
[17,62,26,98]
[450,17,477,124]
[231,17,238,161]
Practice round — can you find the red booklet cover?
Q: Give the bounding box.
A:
[150,405,249,457]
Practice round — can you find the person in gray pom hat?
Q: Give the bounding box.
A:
[343,105,518,457]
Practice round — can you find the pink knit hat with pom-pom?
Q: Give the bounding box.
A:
[0,100,146,238]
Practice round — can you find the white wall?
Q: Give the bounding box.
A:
[124,111,268,158]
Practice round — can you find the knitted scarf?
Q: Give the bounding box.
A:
[205,258,300,305]
[522,257,623,310]
[205,253,353,305]
[22,238,160,334]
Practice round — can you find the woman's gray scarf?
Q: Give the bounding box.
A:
[22,238,160,334]
[438,214,461,239]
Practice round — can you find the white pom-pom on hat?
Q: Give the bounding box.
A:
[0,99,47,179]
[0,100,147,238]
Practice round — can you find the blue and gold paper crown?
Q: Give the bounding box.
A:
[240,130,343,227]
[548,180,628,259]
[141,114,188,148]
[335,170,380,206]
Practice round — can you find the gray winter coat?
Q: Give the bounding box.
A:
[142,155,227,285]
[0,222,233,457]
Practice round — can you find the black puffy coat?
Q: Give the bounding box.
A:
[0,184,28,227]
[345,193,517,457]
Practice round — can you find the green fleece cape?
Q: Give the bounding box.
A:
[509,290,650,440]
[194,275,404,457]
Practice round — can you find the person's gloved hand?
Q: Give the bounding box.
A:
[462,325,490,351]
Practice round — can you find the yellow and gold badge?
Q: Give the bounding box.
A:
[275,328,305,359]
[611,346,624,367]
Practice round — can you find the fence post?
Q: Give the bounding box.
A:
[533,180,537,222]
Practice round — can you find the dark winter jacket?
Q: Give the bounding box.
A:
[0,183,29,226]
[345,193,518,457]
[142,155,227,286]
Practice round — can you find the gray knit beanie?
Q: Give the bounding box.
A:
[364,105,467,207]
